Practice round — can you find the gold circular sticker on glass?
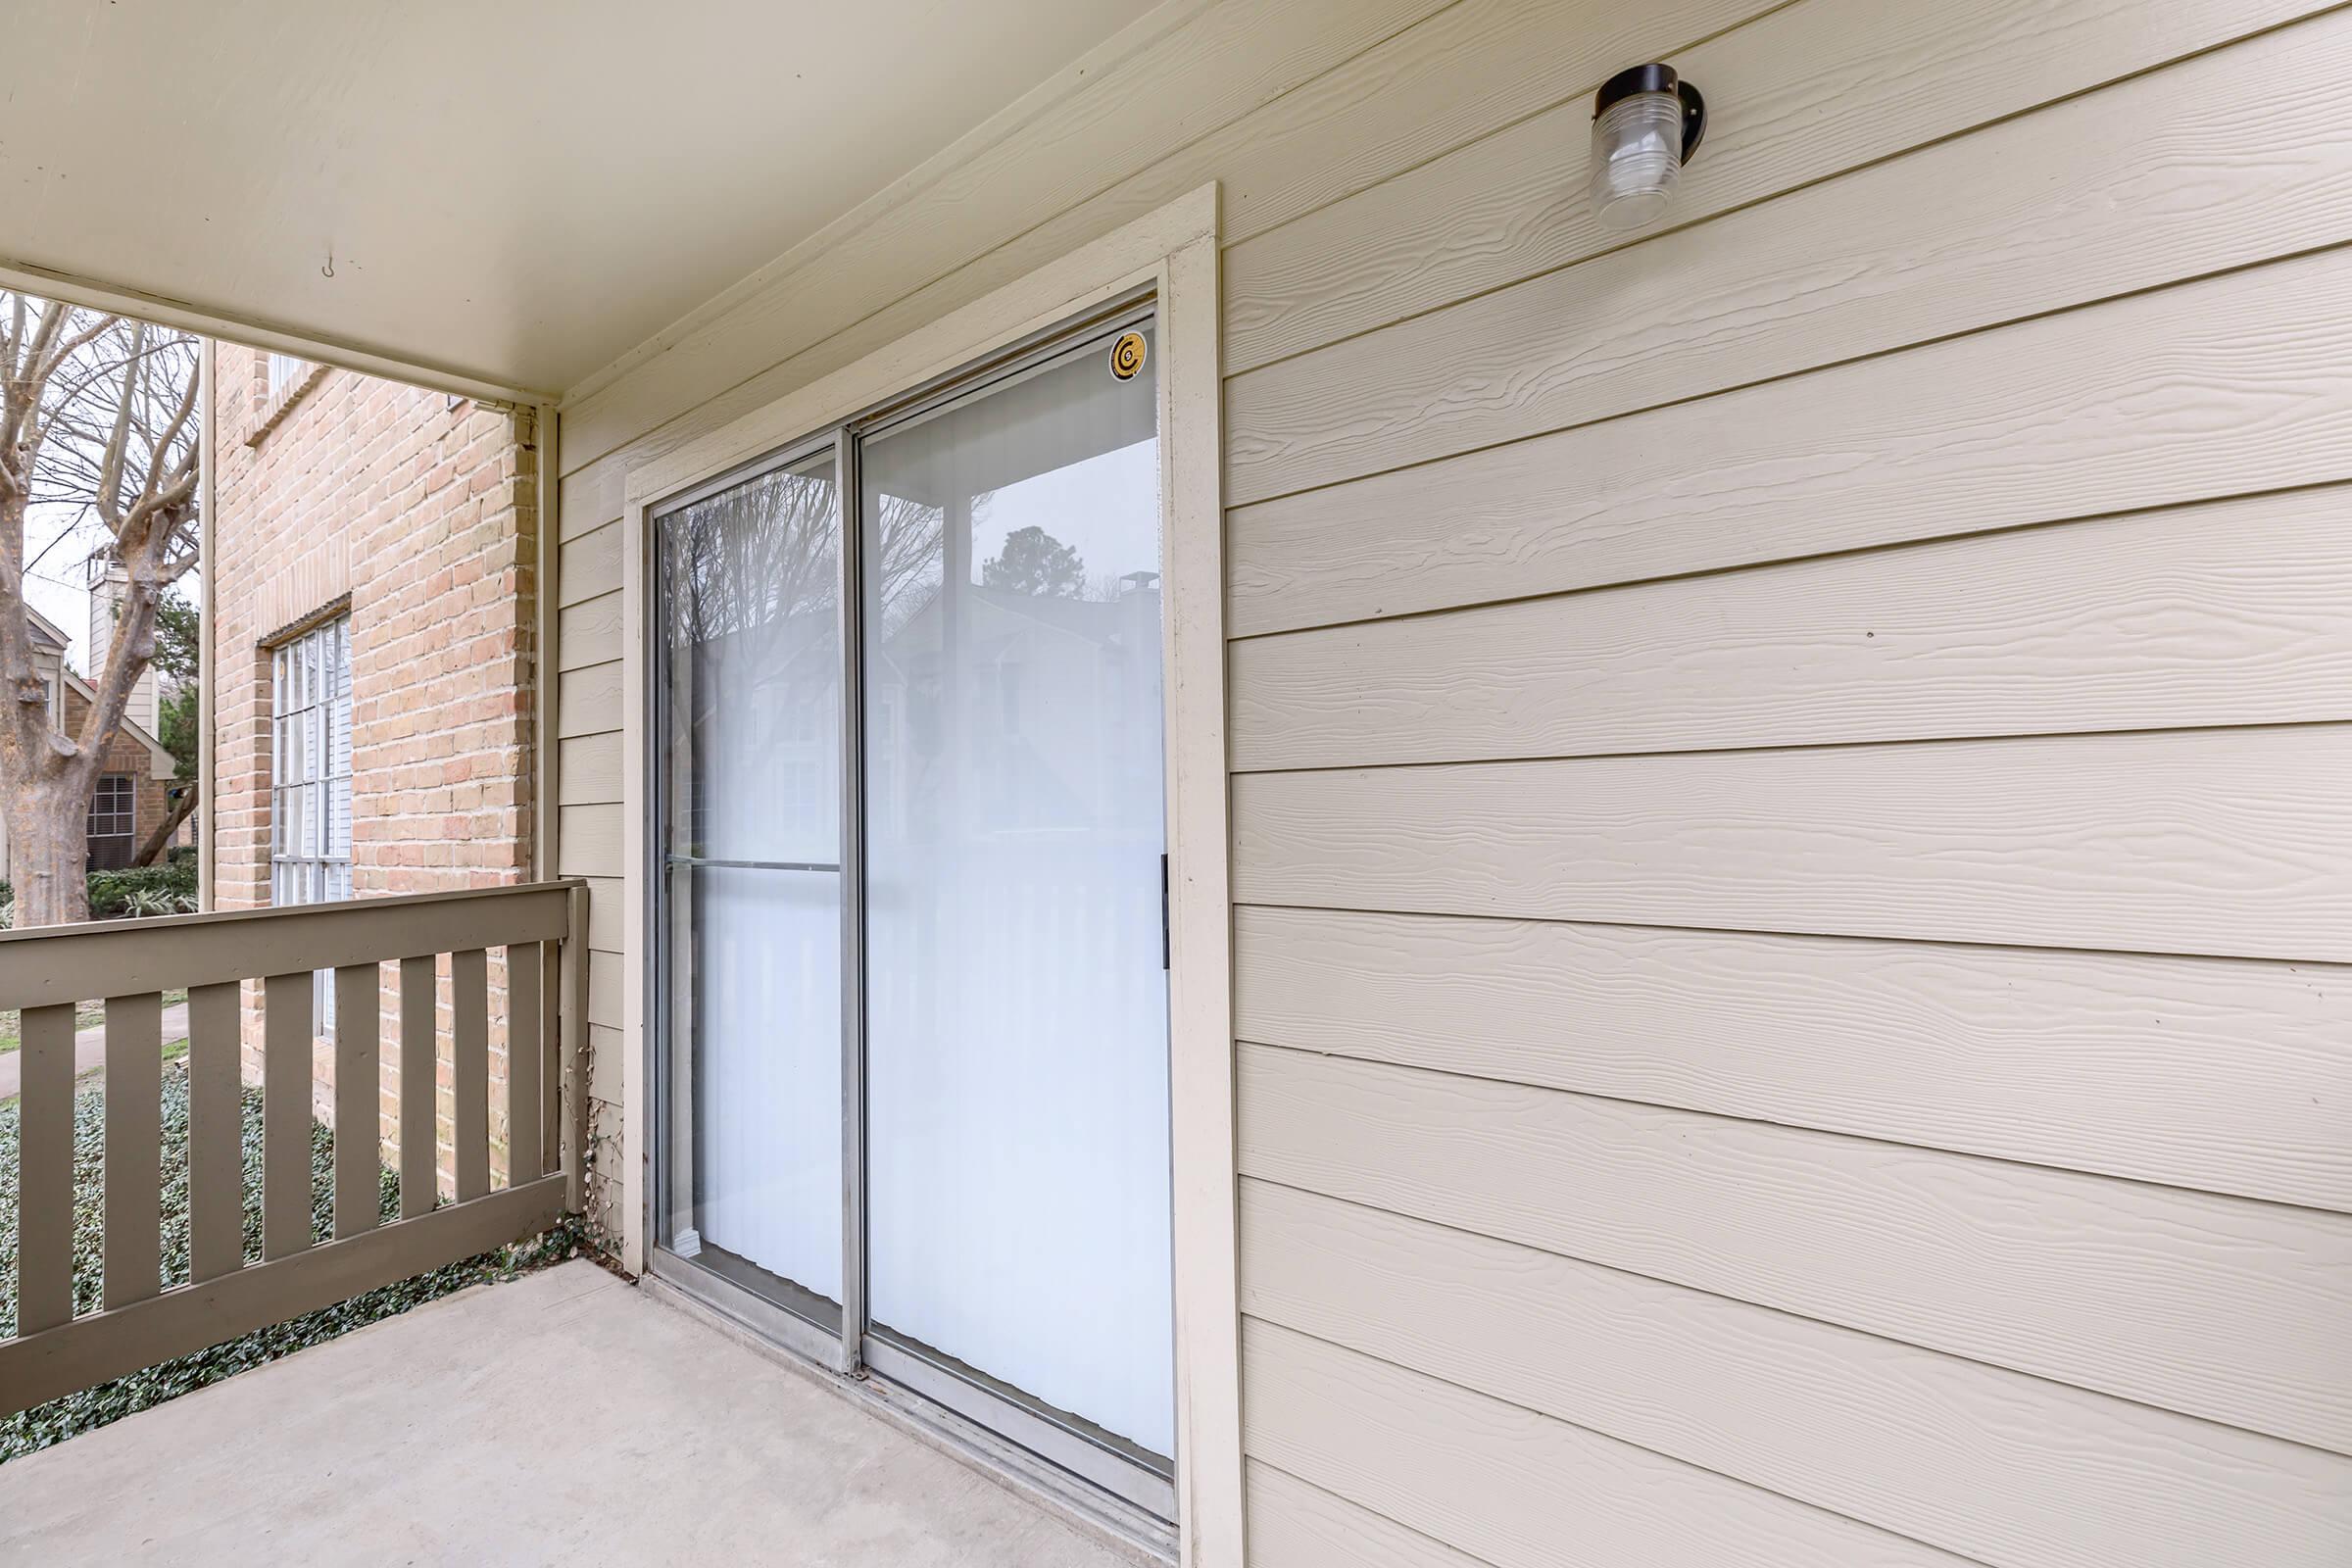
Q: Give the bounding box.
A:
[1108,330,1148,381]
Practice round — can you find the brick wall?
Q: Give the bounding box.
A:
[211,348,538,1192]
[58,681,171,862]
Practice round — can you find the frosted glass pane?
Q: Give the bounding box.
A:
[661,451,843,1304]
[863,327,1172,1456]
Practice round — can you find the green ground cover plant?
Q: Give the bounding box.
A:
[0,1061,584,1460]
[0,989,190,1056]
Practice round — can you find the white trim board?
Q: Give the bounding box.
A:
[558,0,1224,412]
[0,255,549,409]
[615,183,1239,1567]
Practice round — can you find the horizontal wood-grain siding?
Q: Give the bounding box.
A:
[1246,1462,1493,1568]
[1223,7,2349,490]
[1226,243,2352,636]
[556,804,620,880]
[556,662,620,740]
[1232,488,2352,768]
[582,876,621,953]
[540,0,2352,1558]
[586,950,622,1033]
[558,590,621,673]
[558,522,621,608]
[1244,1181,2352,1568]
[1238,1044,2352,1454]
[1222,0,2329,371]
[558,733,621,806]
[557,466,620,541]
[1243,1318,1978,1568]
[1234,725,2352,963]
[1233,906,2352,1212]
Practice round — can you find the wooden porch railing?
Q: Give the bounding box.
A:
[0,880,590,1418]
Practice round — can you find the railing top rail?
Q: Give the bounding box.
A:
[0,877,590,946]
[0,878,588,1008]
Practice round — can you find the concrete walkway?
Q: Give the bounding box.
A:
[0,1262,1147,1567]
[0,1001,189,1101]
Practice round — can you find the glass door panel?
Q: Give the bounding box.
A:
[658,448,845,1313]
[859,325,1174,1460]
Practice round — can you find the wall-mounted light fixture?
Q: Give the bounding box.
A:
[1590,64,1705,231]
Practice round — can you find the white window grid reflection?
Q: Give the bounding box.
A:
[266,351,308,401]
[270,616,353,1024]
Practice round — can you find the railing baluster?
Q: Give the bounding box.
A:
[102,993,164,1309]
[17,1004,76,1334]
[0,882,581,1420]
[541,937,563,1183]
[332,963,382,1239]
[187,982,243,1283]
[399,956,436,1219]
[452,948,489,1202]
[262,972,314,1260]
[562,886,587,1216]
[508,943,543,1184]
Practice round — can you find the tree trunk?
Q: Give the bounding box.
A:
[133,785,194,867]
[6,783,88,927]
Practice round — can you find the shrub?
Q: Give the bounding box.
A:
[0,1064,585,1460]
[85,861,198,918]
[118,887,190,919]
[0,861,202,924]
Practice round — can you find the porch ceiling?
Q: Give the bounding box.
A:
[0,0,1162,400]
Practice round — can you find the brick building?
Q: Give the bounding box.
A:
[209,348,540,1183]
[59,678,176,871]
[0,605,177,880]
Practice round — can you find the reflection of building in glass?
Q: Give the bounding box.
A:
[873,571,1163,845]
[673,504,1163,860]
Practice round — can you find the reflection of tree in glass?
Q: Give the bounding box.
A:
[666,467,834,651]
[663,467,945,651]
[980,524,1085,600]
[874,496,950,641]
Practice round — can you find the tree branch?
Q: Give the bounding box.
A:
[91,318,144,531]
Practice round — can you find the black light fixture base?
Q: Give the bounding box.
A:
[1593,63,1706,164]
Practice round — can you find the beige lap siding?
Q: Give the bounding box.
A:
[549,0,2352,1559]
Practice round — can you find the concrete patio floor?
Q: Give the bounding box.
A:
[0,1261,1149,1567]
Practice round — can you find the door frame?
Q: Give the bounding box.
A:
[617,184,1240,1565]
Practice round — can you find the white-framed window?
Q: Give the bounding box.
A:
[271,615,353,1023]
[271,614,353,906]
[266,351,309,402]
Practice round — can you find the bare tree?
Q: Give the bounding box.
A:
[0,294,200,925]
[130,587,202,867]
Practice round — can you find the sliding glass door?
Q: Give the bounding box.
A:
[860,324,1172,1468]
[654,310,1174,1512]
[657,449,847,1322]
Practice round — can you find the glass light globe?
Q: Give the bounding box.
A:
[1589,65,1703,232]
[1590,88,1685,230]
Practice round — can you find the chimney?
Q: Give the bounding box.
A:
[84,552,159,734]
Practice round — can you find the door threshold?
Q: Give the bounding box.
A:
[643,1271,1179,1567]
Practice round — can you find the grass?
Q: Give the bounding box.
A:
[0,1059,585,1461]
[0,989,194,1057]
